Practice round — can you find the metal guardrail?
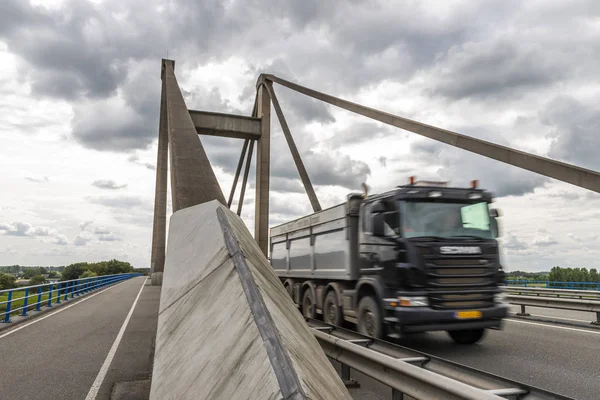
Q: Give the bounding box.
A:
[307,318,572,400]
[506,280,600,291]
[0,273,142,323]
[506,287,600,324]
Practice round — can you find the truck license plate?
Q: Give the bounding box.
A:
[454,310,482,319]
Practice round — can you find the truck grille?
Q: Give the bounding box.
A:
[419,247,497,310]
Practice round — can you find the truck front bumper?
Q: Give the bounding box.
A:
[384,304,509,333]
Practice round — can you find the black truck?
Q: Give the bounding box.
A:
[269,178,508,344]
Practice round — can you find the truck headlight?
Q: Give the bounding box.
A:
[397,296,428,307]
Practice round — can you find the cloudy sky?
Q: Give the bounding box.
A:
[1,0,599,271]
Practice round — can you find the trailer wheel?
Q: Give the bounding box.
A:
[357,296,383,338]
[323,291,343,326]
[447,328,486,345]
[302,289,316,319]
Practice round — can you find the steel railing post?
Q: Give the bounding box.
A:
[56,283,61,304]
[47,284,53,307]
[21,288,29,316]
[3,291,12,323]
[36,286,42,311]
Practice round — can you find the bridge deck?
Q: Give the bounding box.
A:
[1,278,599,399]
[0,276,158,400]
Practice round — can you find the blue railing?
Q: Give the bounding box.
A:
[0,273,142,323]
[506,280,600,291]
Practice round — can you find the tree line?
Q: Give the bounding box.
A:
[507,266,600,283]
[0,259,142,290]
[0,265,65,273]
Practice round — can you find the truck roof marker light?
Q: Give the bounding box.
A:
[471,180,478,189]
[429,190,442,198]
[468,193,483,200]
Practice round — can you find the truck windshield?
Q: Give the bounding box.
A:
[398,201,493,239]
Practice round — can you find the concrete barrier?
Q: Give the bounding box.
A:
[150,200,351,400]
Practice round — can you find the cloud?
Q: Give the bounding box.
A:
[25,176,49,183]
[567,232,599,243]
[427,39,568,100]
[92,180,128,190]
[271,149,371,190]
[94,226,111,235]
[79,220,93,231]
[532,229,558,247]
[503,232,527,251]
[73,233,93,246]
[0,221,32,236]
[87,195,144,209]
[542,95,600,171]
[98,233,121,242]
[52,234,70,246]
[0,220,71,245]
[128,153,156,170]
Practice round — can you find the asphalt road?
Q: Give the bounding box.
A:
[377,306,600,400]
[0,279,597,400]
[0,276,158,400]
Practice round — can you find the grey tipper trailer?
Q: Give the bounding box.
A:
[270,200,359,281]
[269,180,508,344]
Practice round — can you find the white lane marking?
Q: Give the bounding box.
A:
[85,277,147,400]
[0,278,138,340]
[507,318,600,335]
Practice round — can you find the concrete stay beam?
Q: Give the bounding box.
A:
[150,76,168,285]
[265,82,322,212]
[189,110,261,140]
[265,74,600,193]
[254,80,271,256]
[150,201,351,399]
[162,59,226,211]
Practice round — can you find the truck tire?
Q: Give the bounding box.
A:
[302,289,316,319]
[357,296,383,338]
[284,283,293,298]
[323,291,343,326]
[447,328,486,345]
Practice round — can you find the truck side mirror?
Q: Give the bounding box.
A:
[489,208,500,218]
[372,213,385,236]
[490,217,500,238]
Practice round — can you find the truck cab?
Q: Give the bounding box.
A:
[354,179,508,343]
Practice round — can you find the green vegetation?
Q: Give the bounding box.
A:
[506,270,548,281]
[0,273,17,290]
[507,267,600,287]
[0,265,65,274]
[548,266,599,283]
[61,259,134,280]
[29,275,47,286]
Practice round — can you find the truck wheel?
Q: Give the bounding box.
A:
[323,291,343,326]
[302,289,316,319]
[284,283,293,298]
[447,328,486,345]
[357,296,383,338]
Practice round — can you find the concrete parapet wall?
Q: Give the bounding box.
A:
[150,200,351,400]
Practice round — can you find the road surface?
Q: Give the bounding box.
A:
[0,276,158,400]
